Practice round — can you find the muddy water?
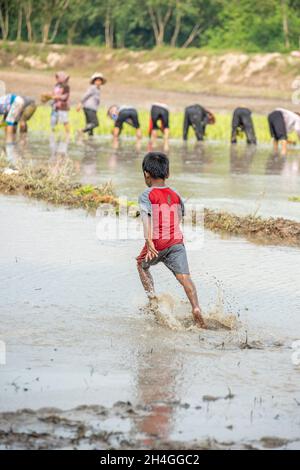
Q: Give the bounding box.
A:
[3,135,300,221]
[0,193,300,449]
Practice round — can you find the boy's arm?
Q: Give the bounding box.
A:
[141,213,158,261]
[177,194,185,223]
[139,190,158,261]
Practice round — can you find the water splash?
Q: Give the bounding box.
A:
[205,287,239,330]
[144,291,239,332]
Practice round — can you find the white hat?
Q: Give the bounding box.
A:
[90,73,107,84]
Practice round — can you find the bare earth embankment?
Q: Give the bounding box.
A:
[1,42,300,112]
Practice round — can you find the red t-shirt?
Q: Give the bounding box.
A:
[138,186,185,251]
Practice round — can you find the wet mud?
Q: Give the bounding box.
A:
[1,403,299,450]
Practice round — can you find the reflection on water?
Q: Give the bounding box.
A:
[135,347,177,446]
[1,134,300,221]
[230,144,256,174]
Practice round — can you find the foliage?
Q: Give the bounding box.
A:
[1,0,300,51]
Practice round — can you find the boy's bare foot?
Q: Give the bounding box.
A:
[193,308,206,329]
[148,293,158,308]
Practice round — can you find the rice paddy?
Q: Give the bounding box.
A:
[27,106,274,143]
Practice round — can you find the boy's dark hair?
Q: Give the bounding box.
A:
[142,152,169,179]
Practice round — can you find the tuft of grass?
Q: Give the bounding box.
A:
[289,196,300,202]
[0,165,119,211]
[74,184,96,196]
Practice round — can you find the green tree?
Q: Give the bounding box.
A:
[1,0,300,51]
[146,0,175,46]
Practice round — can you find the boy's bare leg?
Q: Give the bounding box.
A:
[273,140,278,153]
[176,274,206,328]
[137,262,155,298]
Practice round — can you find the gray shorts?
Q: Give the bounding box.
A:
[142,243,190,276]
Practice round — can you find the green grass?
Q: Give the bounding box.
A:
[26,105,274,143]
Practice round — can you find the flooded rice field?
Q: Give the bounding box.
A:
[0,135,300,449]
[3,134,300,221]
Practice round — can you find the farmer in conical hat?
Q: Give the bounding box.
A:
[76,73,107,137]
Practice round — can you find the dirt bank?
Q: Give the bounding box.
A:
[204,209,300,247]
[1,42,300,112]
[0,167,118,210]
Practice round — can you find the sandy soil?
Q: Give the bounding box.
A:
[0,70,294,113]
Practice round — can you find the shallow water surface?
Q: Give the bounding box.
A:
[0,195,299,449]
[3,134,300,221]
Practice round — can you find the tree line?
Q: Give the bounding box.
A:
[1,0,300,51]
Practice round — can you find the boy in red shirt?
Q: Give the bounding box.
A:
[137,152,206,328]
